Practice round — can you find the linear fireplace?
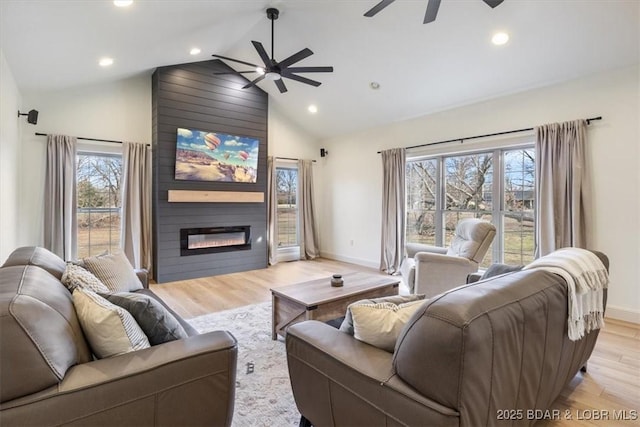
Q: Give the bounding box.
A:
[180,226,251,256]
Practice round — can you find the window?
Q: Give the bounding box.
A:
[406,146,535,266]
[276,165,299,248]
[76,152,122,258]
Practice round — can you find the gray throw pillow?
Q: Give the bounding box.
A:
[101,292,188,345]
[481,263,524,280]
[339,294,426,336]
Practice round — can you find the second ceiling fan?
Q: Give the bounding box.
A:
[212,8,333,94]
[365,0,505,24]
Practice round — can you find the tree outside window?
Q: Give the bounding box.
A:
[276,166,298,248]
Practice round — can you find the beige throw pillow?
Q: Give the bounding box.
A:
[340,294,426,335]
[83,251,143,292]
[61,262,110,293]
[350,299,425,353]
[72,288,150,359]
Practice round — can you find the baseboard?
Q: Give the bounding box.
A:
[605,305,640,324]
[320,251,379,270]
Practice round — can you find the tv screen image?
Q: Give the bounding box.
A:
[175,128,260,183]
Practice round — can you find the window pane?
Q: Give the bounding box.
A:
[77,153,122,258]
[276,167,298,247]
[405,159,437,245]
[444,153,493,211]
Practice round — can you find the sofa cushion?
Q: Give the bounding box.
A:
[61,262,110,293]
[340,294,426,336]
[101,292,188,345]
[350,300,425,352]
[72,288,150,358]
[82,251,143,292]
[481,263,524,280]
[0,265,92,402]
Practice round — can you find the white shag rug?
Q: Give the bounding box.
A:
[188,302,300,427]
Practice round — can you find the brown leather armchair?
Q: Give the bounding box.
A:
[0,246,237,426]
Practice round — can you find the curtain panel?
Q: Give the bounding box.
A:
[380,148,406,274]
[267,156,278,265]
[298,159,320,259]
[120,142,152,272]
[44,134,77,260]
[534,119,591,257]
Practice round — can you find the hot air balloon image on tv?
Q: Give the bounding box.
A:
[174,127,259,183]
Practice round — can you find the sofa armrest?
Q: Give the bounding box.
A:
[135,268,149,289]
[405,243,447,258]
[1,331,237,427]
[286,321,458,427]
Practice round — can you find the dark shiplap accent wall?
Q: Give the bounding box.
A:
[152,60,268,283]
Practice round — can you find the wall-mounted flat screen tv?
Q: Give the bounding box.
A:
[175,127,259,183]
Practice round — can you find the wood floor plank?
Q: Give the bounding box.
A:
[150,258,640,425]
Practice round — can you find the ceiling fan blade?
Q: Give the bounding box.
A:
[281,72,322,87]
[212,54,259,68]
[364,0,395,17]
[482,0,504,8]
[242,75,266,89]
[285,66,333,73]
[251,41,272,67]
[278,48,314,68]
[423,0,441,24]
[274,79,288,93]
[213,71,258,75]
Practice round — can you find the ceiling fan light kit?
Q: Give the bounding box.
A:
[211,8,333,93]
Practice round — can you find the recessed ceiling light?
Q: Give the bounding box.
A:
[99,57,114,67]
[492,32,509,46]
[308,105,318,114]
[113,0,133,7]
[370,81,381,90]
[190,48,201,55]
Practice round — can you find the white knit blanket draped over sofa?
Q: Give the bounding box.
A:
[524,248,609,341]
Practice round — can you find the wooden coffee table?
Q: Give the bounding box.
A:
[270,272,400,340]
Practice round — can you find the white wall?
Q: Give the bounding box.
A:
[0,49,22,262]
[18,74,152,247]
[318,65,640,321]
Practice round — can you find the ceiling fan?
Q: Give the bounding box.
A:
[364,0,505,24]
[212,8,333,94]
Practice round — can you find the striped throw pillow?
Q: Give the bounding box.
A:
[83,251,143,292]
[72,288,150,358]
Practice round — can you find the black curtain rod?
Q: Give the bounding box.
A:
[377,116,602,153]
[276,156,316,162]
[35,132,150,146]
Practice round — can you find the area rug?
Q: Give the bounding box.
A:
[188,302,300,427]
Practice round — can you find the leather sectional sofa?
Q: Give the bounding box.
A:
[286,252,608,426]
[0,246,237,426]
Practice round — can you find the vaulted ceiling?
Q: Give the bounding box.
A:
[1,1,638,140]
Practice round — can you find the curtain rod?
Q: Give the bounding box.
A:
[275,156,316,162]
[35,132,150,146]
[376,116,602,153]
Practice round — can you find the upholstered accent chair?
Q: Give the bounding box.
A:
[400,218,496,297]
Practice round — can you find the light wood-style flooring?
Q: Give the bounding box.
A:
[151,258,640,426]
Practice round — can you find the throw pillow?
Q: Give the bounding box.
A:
[350,299,425,353]
[61,262,110,293]
[481,263,524,280]
[101,292,188,345]
[339,294,426,335]
[83,251,143,292]
[72,288,150,359]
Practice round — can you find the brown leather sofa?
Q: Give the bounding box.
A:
[0,246,237,426]
[287,253,608,427]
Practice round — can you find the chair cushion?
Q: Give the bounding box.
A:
[101,292,188,345]
[340,294,426,336]
[446,219,496,262]
[350,300,425,352]
[72,288,150,358]
[82,251,143,292]
[1,246,66,279]
[61,263,110,293]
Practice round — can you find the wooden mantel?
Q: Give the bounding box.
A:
[168,190,264,203]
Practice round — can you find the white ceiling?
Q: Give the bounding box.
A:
[1,0,638,140]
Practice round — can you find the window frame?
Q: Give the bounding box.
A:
[405,137,535,264]
[275,160,300,257]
